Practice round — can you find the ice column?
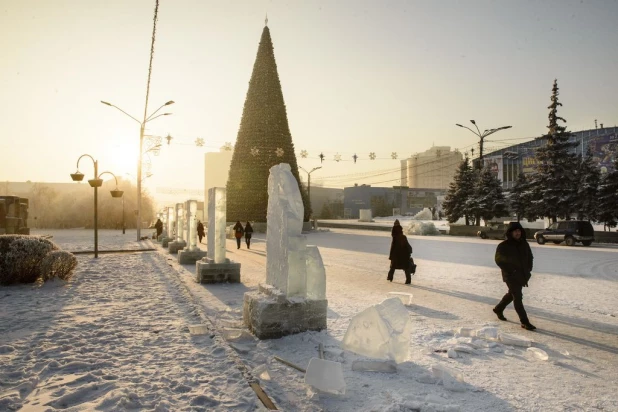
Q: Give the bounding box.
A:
[167,207,175,238]
[187,199,198,250]
[175,203,183,242]
[266,163,306,297]
[207,187,227,264]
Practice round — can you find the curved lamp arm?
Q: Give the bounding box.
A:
[76,154,96,170]
[98,171,120,186]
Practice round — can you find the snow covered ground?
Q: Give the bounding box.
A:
[1,228,617,411]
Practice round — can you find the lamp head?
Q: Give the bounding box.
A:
[70,171,85,182]
[110,189,124,198]
[88,178,103,188]
[470,120,476,125]
[100,101,112,106]
[165,100,175,106]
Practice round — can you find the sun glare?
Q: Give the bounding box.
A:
[104,144,139,178]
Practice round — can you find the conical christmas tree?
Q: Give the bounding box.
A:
[226,25,310,222]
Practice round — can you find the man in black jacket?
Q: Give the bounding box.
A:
[493,221,536,330]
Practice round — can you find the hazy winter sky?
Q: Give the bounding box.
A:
[1,0,617,202]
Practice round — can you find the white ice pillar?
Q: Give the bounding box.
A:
[175,203,183,242]
[167,207,175,238]
[207,187,227,264]
[187,199,198,251]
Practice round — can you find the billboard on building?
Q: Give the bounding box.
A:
[482,155,503,182]
[588,132,618,174]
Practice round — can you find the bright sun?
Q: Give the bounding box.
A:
[103,144,139,179]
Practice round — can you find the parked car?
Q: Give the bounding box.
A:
[477,223,508,240]
[534,220,595,246]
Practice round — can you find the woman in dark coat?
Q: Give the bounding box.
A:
[155,219,163,238]
[233,221,244,249]
[388,224,413,284]
[391,219,402,237]
[197,221,205,244]
[244,221,254,249]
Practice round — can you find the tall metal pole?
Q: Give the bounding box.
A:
[94,160,99,259]
[122,195,125,234]
[307,172,311,206]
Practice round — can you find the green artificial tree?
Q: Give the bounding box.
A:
[226,26,310,222]
[530,79,578,222]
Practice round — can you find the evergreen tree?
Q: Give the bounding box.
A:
[576,147,601,221]
[469,166,508,225]
[509,172,533,222]
[226,26,310,222]
[530,79,578,222]
[597,158,618,229]
[443,157,476,225]
[319,202,333,219]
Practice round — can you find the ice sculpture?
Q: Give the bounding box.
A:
[342,297,411,363]
[178,199,206,264]
[195,188,240,282]
[243,163,327,339]
[168,203,186,254]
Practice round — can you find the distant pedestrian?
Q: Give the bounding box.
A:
[388,222,413,284]
[155,218,163,238]
[244,221,254,249]
[493,222,536,330]
[233,221,244,249]
[391,219,402,237]
[197,220,205,244]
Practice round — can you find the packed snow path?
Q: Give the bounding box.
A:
[1,229,617,411]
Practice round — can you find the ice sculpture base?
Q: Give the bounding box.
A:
[195,257,241,284]
[243,285,327,340]
[178,249,207,264]
[161,237,171,248]
[168,240,186,254]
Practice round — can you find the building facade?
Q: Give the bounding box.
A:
[401,146,463,190]
[481,127,617,190]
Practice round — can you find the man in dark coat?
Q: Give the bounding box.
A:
[388,224,413,284]
[197,221,205,244]
[155,219,163,239]
[494,221,536,330]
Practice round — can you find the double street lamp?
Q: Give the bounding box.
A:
[70,154,124,258]
[101,100,174,241]
[456,120,512,168]
[299,166,322,217]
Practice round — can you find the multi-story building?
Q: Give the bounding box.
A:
[400,146,463,190]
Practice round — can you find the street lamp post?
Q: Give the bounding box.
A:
[456,120,512,168]
[101,100,173,241]
[70,155,124,258]
[299,166,322,217]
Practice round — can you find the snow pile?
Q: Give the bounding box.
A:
[406,221,440,236]
[412,207,433,220]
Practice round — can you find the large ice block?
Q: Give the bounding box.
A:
[304,358,346,395]
[175,203,184,242]
[342,298,411,363]
[207,187,227,264]
[266,163,305,296]
[306,245,326,300]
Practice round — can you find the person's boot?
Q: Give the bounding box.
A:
[493,307,507,321]
[521,322,537,331]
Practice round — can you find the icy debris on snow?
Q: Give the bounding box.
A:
[447,348,458,358]
[387,291,413,306]
[470,339,489,349]
[475,326,499,340]
[221,328,253,341]
[504,349,522,356]
[412,208,433,220]
[351,360,397,373]
[452,345,479,355]
[560,349,570,357]
[304,358,346,395]
[499,332,532,347]
[342,297,412,363]
[453,327,475,337]
[252,364,271,381]
[188,324,209,335]
[527,347,549,361]
[431,364,467,392]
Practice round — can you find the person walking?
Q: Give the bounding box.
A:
[387,223,413,284]
[197,220,205,244]
[233,221,244,249]
[244,221,254,249]
[155,218,163,239]
[493,221,536,330]
[391,219,402,237]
